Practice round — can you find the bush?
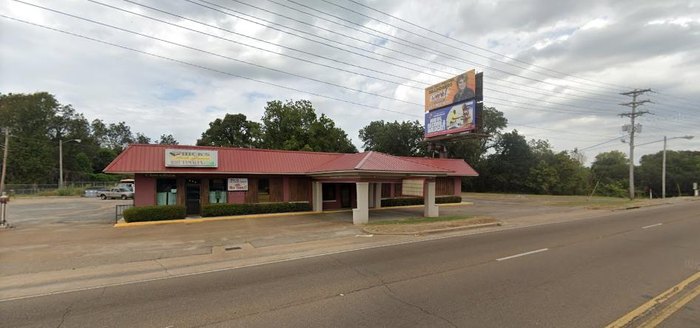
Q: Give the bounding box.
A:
[202,202,312,217]
[381,195,462,207]
[123,205,186,222]
[436,195,462,204]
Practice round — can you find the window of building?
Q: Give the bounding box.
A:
[209,179,227,204]
[156,178,177,205]
[258,178,270,203]
[322,184,336,201]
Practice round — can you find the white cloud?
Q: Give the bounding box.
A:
[1,0,697,164]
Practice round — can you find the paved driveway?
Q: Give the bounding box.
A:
[5,196,132,226]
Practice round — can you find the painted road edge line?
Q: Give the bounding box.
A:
[605,271,700,328]
[642,223,663,229]
[496,248,549,262]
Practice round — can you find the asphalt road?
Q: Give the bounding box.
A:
[2,201,698,327]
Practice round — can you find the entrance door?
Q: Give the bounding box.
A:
[185,179,201,215]
[340,184,352,208]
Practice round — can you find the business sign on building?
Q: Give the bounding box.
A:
[424,69,476,112]
[227,178,248,191]
[424,100,476,138]
[402,178,424,197]
[165,149,218,168]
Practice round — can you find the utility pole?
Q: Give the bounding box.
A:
[0,127,9,195]
[620,89,652,200]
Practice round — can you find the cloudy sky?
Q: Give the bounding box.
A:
[1,0,698,165]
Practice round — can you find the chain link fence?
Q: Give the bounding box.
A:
[5,181,115,195]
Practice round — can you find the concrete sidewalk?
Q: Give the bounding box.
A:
[0,198,694,301]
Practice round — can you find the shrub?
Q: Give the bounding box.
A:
[381,195,462,207]
[202,202,312,217]
[436,195,462,204]
[123,205,186,222]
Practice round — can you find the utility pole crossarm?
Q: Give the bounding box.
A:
[619,110,650,118]
[619,100,652,107]
[620,88,652,96]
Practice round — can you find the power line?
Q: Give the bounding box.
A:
[110,0,625,110]
[8,0,623,125]
[341,0,633,92]
[13,0,424,107]
[186,0,452,80]
[94,0,425,90]
[81,1,622,117]
[0,14,418,118]
[280,0,626,102]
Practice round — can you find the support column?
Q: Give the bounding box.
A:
[374,183,382,209]
[424,180,439,217]
[368,183,375,208]
[353,182,369,225]
[312,181,323,212]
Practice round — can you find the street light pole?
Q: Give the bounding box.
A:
[59,139,81,189]
[662,136,667,199]
[0,128,9,195]
[59,139,63,189]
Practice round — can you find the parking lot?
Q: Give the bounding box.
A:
[4,196,132,226]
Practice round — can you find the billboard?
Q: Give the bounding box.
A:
[424,100,476,138]
[424,69,476,112]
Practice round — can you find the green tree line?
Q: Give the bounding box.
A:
[2,92,698,197]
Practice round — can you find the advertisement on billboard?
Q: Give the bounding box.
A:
[424,69,476,112]
[424,100,476,138]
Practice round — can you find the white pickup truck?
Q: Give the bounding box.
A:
[99,188,134,200]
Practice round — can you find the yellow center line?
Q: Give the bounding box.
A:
[640,283,700,327]
[605,271,700,328]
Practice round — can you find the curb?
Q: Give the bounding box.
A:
[114,202,475,228]
[362,221,502,235]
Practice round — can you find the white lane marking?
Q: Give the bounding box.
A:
[642,223,663,229]
[496,248,549,262]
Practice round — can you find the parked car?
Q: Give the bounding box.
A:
[83,187,108,198]
[99,188,134,200]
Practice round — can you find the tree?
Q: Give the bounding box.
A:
[135,133,151,144]
[159,134,179,145]
[91,119,135,152]
[260,100,355,152]
[590,151,629,197]
[358,120,425,156]
[0,92,57,183]
[483,130,534,193]
[638,150,700,197]
[197,113,261,148]
[591,151,628,183]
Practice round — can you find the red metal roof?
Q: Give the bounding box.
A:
[400,157,479,177]
[311,151,453,174]
[104,144,478,177]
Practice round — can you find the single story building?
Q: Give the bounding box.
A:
[104,144,478,224]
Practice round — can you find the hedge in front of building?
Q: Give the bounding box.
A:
[123,205,187,223]
[381,195,462,207]
[202,202,312,217]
